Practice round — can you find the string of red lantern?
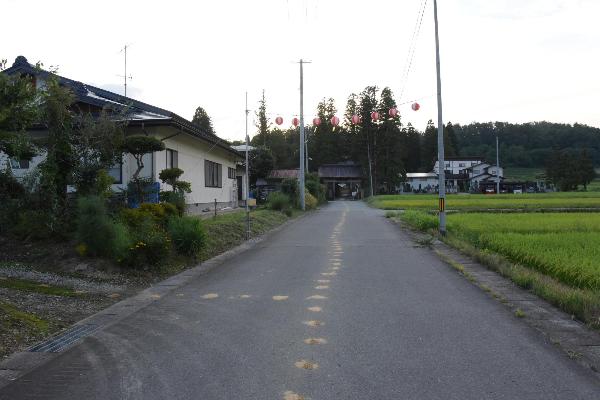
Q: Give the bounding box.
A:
[274,102,420,127]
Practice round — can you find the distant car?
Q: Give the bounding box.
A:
[513,189,523,194]
[484,188,495,194]
[527,187,536,193]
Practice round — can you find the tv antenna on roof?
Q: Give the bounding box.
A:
[118,45,133,97]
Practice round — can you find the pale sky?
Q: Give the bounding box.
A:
[4,0,600,141]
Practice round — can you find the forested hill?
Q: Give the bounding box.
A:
[452,121,600,168]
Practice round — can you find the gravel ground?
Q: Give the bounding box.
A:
[0,263,126,295]
[0,262,148,360]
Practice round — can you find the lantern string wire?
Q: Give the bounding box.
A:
[399,0,429,103]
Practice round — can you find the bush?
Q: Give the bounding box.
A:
[75,196,123,258]
[167,216,207,257]
[12,210,53,240]
[122,219,171,268]
[120,202,177,228]
[305,190,318,210]
[284,208,293,217]
[160,191,186,215]
[267,192,290,211]
[0,171,28,234]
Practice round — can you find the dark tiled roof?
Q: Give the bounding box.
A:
[318,163,363,179]
[267,169,300,179]
[3,56,241,158]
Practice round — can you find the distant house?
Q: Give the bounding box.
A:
[405,172,438,193]
[406,157,504,193]
[318,162,363,200]
[1,56,246,212]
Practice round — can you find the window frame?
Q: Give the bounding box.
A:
[166,148,178,169]
[10,158,30,170]
[107,162,123,184]
[204,159,222,188]
[228,167,236,179]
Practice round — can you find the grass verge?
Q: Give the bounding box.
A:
[200,208,299,262]
[0,277,81,297]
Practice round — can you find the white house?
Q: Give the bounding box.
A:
[2,56,246,212]
[406,157,504,193]
[405,172,439,192]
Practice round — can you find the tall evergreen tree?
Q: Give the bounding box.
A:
[375,87,404,193]
[421,120,437,171]
[255,90,269,146]
[191,106,215,135]
[403,123,421,172]
[356,86,379,194]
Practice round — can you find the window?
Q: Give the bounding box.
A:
[459,163,465,167]
[228,167,236,179]
[205,160,222,188]
[166,149,178,169]
[10,158,30,169]
[108,162,122,184]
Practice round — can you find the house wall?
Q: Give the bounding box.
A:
[151,127,241,208]
[407,177,438,191]
[434,159,483,175]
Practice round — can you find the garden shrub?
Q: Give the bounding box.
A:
[122,219,171,268]
[12,210,53,240]
[267,192,290,211]
[167,216,206,257]
[120,202,177,228]
[284,208,293,217]
[160,191,186,215]
[305,190,318,210]
[75,196,123,258]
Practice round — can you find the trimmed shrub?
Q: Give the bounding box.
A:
[167,216,207,257]
[267,192,290,211]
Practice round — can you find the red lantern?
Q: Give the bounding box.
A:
[371,111,379,121]
[330,116,340,126]
[313,117,321,126]
[351,114,360,125]
[388,108,398,118]
[292,117,299,127]
[275,116,283,125]
[411,102,420,111]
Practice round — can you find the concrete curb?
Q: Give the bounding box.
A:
[0,211,310,390]
[385,217,600,381]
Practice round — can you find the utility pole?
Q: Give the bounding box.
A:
[245,92,250,240]
[367,135,374,197]
[434,0,446,235]
[496,134,500,194]
[298,59,311,210]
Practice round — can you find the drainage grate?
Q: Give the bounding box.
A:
[29,324,99,353]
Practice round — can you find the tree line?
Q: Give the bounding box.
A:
[225,86,599,193]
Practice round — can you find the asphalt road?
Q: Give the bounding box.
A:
[2,201,599,399]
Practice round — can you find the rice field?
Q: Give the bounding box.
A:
[399,211,600,291]
[369,192,600,211]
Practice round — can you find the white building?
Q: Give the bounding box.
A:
[406,157,504,193]
[2,56,246,212]
[405,173,439,192]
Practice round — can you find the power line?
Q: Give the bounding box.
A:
[399,0,428,102]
